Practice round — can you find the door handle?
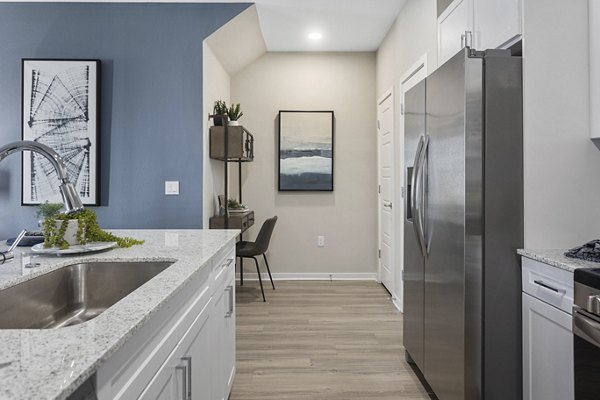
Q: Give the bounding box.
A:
[181,357,192,400]
[176,364,187,400]
[414,135,429,257]
[411,136,425,254]
[574,310,600,348]
[417,135,429,255]
[383,201,393,209]
[533,279,565,294]
[225,285,234,318]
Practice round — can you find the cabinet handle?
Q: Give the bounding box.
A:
[225,285,234,318]
[223,258,234,269]
[181,356,192,400]
[465,30,473,48]
[533,279,565,294]
[176,365,187,400]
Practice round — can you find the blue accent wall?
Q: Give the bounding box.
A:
[0,2,249,239]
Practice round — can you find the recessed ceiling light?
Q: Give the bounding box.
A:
[308,32,323,41]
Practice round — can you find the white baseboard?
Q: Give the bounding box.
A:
[236,272,377,281]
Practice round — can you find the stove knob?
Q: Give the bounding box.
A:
[587,295,600,314]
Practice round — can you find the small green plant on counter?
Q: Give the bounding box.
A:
[227,103,243,122]
[36,202,63,220]
[42,209,144,250]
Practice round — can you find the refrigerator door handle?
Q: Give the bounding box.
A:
[411,136,425,255]
[415,135,429,256]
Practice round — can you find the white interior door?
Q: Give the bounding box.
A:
[378,90,394,294]
[395,55,428,312]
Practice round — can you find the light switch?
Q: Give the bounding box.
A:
[165,181,179,195]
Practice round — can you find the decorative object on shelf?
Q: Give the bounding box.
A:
[227,198,249,213]
[22,59,101,205]
[227,103,243,126]
[210,126,254,161]
[278,110,334,191]
[42,209,143,250]
[213,100,228,126]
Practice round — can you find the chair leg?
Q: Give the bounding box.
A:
[252,256,266,302]
[263,253,275,290]
[240,257,244,286]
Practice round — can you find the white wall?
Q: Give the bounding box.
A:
[523,0,600,248]
[202,43,230,228]
[230,52,378,277]
[375,0,438,301]
[376,0,438,98]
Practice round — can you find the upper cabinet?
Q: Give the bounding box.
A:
[438,0,522,65]
[591,0,600,140]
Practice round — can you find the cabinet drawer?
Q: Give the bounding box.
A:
[522,257,574,314]
[213,247,235,286]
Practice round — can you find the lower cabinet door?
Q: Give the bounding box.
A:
[223,274,236,392]
[138,355,181,400]
[211,284,227,400]
[522,292,574,400]
[179,299,213,400]
[139,296,213,400]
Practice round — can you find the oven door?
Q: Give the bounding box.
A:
[573,309,600,400]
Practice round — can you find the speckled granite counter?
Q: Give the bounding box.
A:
[518,248,600,273]
[0,229,238,400]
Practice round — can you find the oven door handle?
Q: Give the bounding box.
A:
[574,310,600,347]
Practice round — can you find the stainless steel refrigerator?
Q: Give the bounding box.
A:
[403,48,523,400]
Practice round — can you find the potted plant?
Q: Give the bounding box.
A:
[42,209,144,250]
[213,100,228,126]
[227,103,243,126]
[36,202,63,227]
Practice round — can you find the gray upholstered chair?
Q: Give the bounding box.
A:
[236,216,277,302]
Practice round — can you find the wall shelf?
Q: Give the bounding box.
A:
[208,117,254,232]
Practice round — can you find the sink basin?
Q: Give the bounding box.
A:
[0,261,174,329]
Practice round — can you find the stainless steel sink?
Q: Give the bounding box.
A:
[0,261,173,329]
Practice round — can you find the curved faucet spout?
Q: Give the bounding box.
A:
[0,140,84,214]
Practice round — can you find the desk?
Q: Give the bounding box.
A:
[209,211,255,233]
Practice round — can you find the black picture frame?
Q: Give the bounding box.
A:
[21,58,101,206]
[278,110,334,192]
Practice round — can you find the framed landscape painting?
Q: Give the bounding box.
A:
[278,110,334,191]
[21,59,100,205]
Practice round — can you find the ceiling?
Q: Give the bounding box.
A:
[5,0,406,52]
[249,0,408,52]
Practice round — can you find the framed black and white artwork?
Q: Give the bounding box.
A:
[278,110,334,191]
[21,59,100,205]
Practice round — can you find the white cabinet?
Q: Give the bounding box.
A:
[521,258,574,400]
[522,293,574,400]
[140,297,212,400]
[211,256,236,400]
[96,243,236,400]
[438,0,472,65]
[438,0,522,65]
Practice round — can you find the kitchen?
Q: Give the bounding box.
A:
[0,0,599,399]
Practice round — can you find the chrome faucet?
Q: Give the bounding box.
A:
[0,140,84,214]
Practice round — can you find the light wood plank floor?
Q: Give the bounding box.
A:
[230,281,435,400]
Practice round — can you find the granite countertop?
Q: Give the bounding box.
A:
[0,229,239,400]
[518,248,600,273]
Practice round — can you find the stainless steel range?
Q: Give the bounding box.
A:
[573,268,600,400]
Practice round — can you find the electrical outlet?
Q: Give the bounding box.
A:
[317,236,325,247]
[165,181,179,195]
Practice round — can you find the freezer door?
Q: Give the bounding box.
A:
[403,79,427,371]
[424,49,483,400]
